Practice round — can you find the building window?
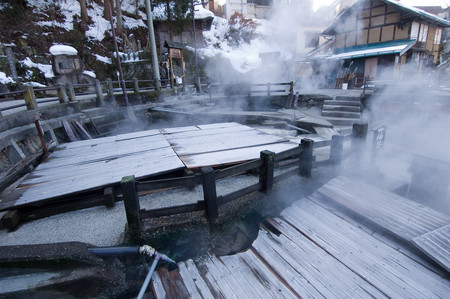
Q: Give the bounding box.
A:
[411,22,420,39]
[411,22,429,42]
[418,24,428,42]
[434,28,442,44]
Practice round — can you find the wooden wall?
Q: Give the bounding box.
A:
[334,0,443,58]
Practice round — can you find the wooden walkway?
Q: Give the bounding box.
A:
[0,123,297,211]
[153,177,450,298]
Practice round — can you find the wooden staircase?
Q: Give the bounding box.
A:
[321,95,362,126]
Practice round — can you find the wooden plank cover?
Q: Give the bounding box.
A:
[0,132,184,210]
[412,224,450,273]
[316,176,450,241]
[155,181,450,298]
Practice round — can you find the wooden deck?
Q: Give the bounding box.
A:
[153,177,450,298]
[0,123,297,211]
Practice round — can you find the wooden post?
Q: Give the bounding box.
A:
[104,187,115,207]
[267,82,271,96]
[24,85,37,110]
[201,167,218,222]
[351,122,368,165]
[133,77,139,93]
[121,175,141,242]
[94,79,104,107]
[330,135,344,164]
[65,83,76,102]
[260,150,275,193]
[2,210,21,229]
[106,78,114,97]
[57,84,68,103]
[299,138,314,178]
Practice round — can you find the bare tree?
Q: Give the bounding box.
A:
[79,0,89,23]
[104,0,114,22]
[115,0,123,36]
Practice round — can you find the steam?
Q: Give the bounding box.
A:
[364,63,450,213]
[200,1,329,85]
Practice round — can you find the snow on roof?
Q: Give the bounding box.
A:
[49,45,78,56]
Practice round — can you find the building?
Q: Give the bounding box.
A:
[320,0,450,88]
[212,0,273,19]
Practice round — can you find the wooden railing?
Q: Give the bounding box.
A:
[207,82,293,98]
[0,78,168,117]
[120,123,368,241]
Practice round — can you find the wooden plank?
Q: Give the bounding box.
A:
[170,133,287,156]
[218,255,267,298]
[251,230,330,298]
[159,126,199,134]
[176,262,204,298]
[47,134,170,162]
[265,218,387,298]
[163,124,254,140]
[412,224,450,273]
[180,142,297,169]
[239,249,299,298]
[9,153,184,209]
[23,147,179,185]
[182,259,215,298]
[206,255,249,298]
[62,119,78,142]
[193,258,228,298]
[308,192,449,276]
[281,199,450,298]
[196,122,242,130]
[151,270,167,298]
[316,176,450,241]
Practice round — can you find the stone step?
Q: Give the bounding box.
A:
[324,117,361,126]
[323,100,361,107]
[335,95,362,102]
[321,111,361,119]
[322,105,361,113]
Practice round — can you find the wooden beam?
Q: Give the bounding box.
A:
[260,150,275,193]
[299,139,314,178]
[121,175,142,242]
[202,167,218,222]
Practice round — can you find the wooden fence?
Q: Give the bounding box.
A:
[121,123,368,241]
[0,78,164,117]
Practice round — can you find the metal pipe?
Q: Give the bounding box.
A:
[34,114,49,156]
[137,253,161,299]
[88,246,140,258]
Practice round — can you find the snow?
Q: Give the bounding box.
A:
[49,45,78,56]
[0,71,14,84]
[23,81,46,88]
[194,4,214,19]
[22,58,54,79]
[83,70,96,78]
[95,54,112,64]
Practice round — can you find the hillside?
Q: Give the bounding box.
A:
[0,0,156,87]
